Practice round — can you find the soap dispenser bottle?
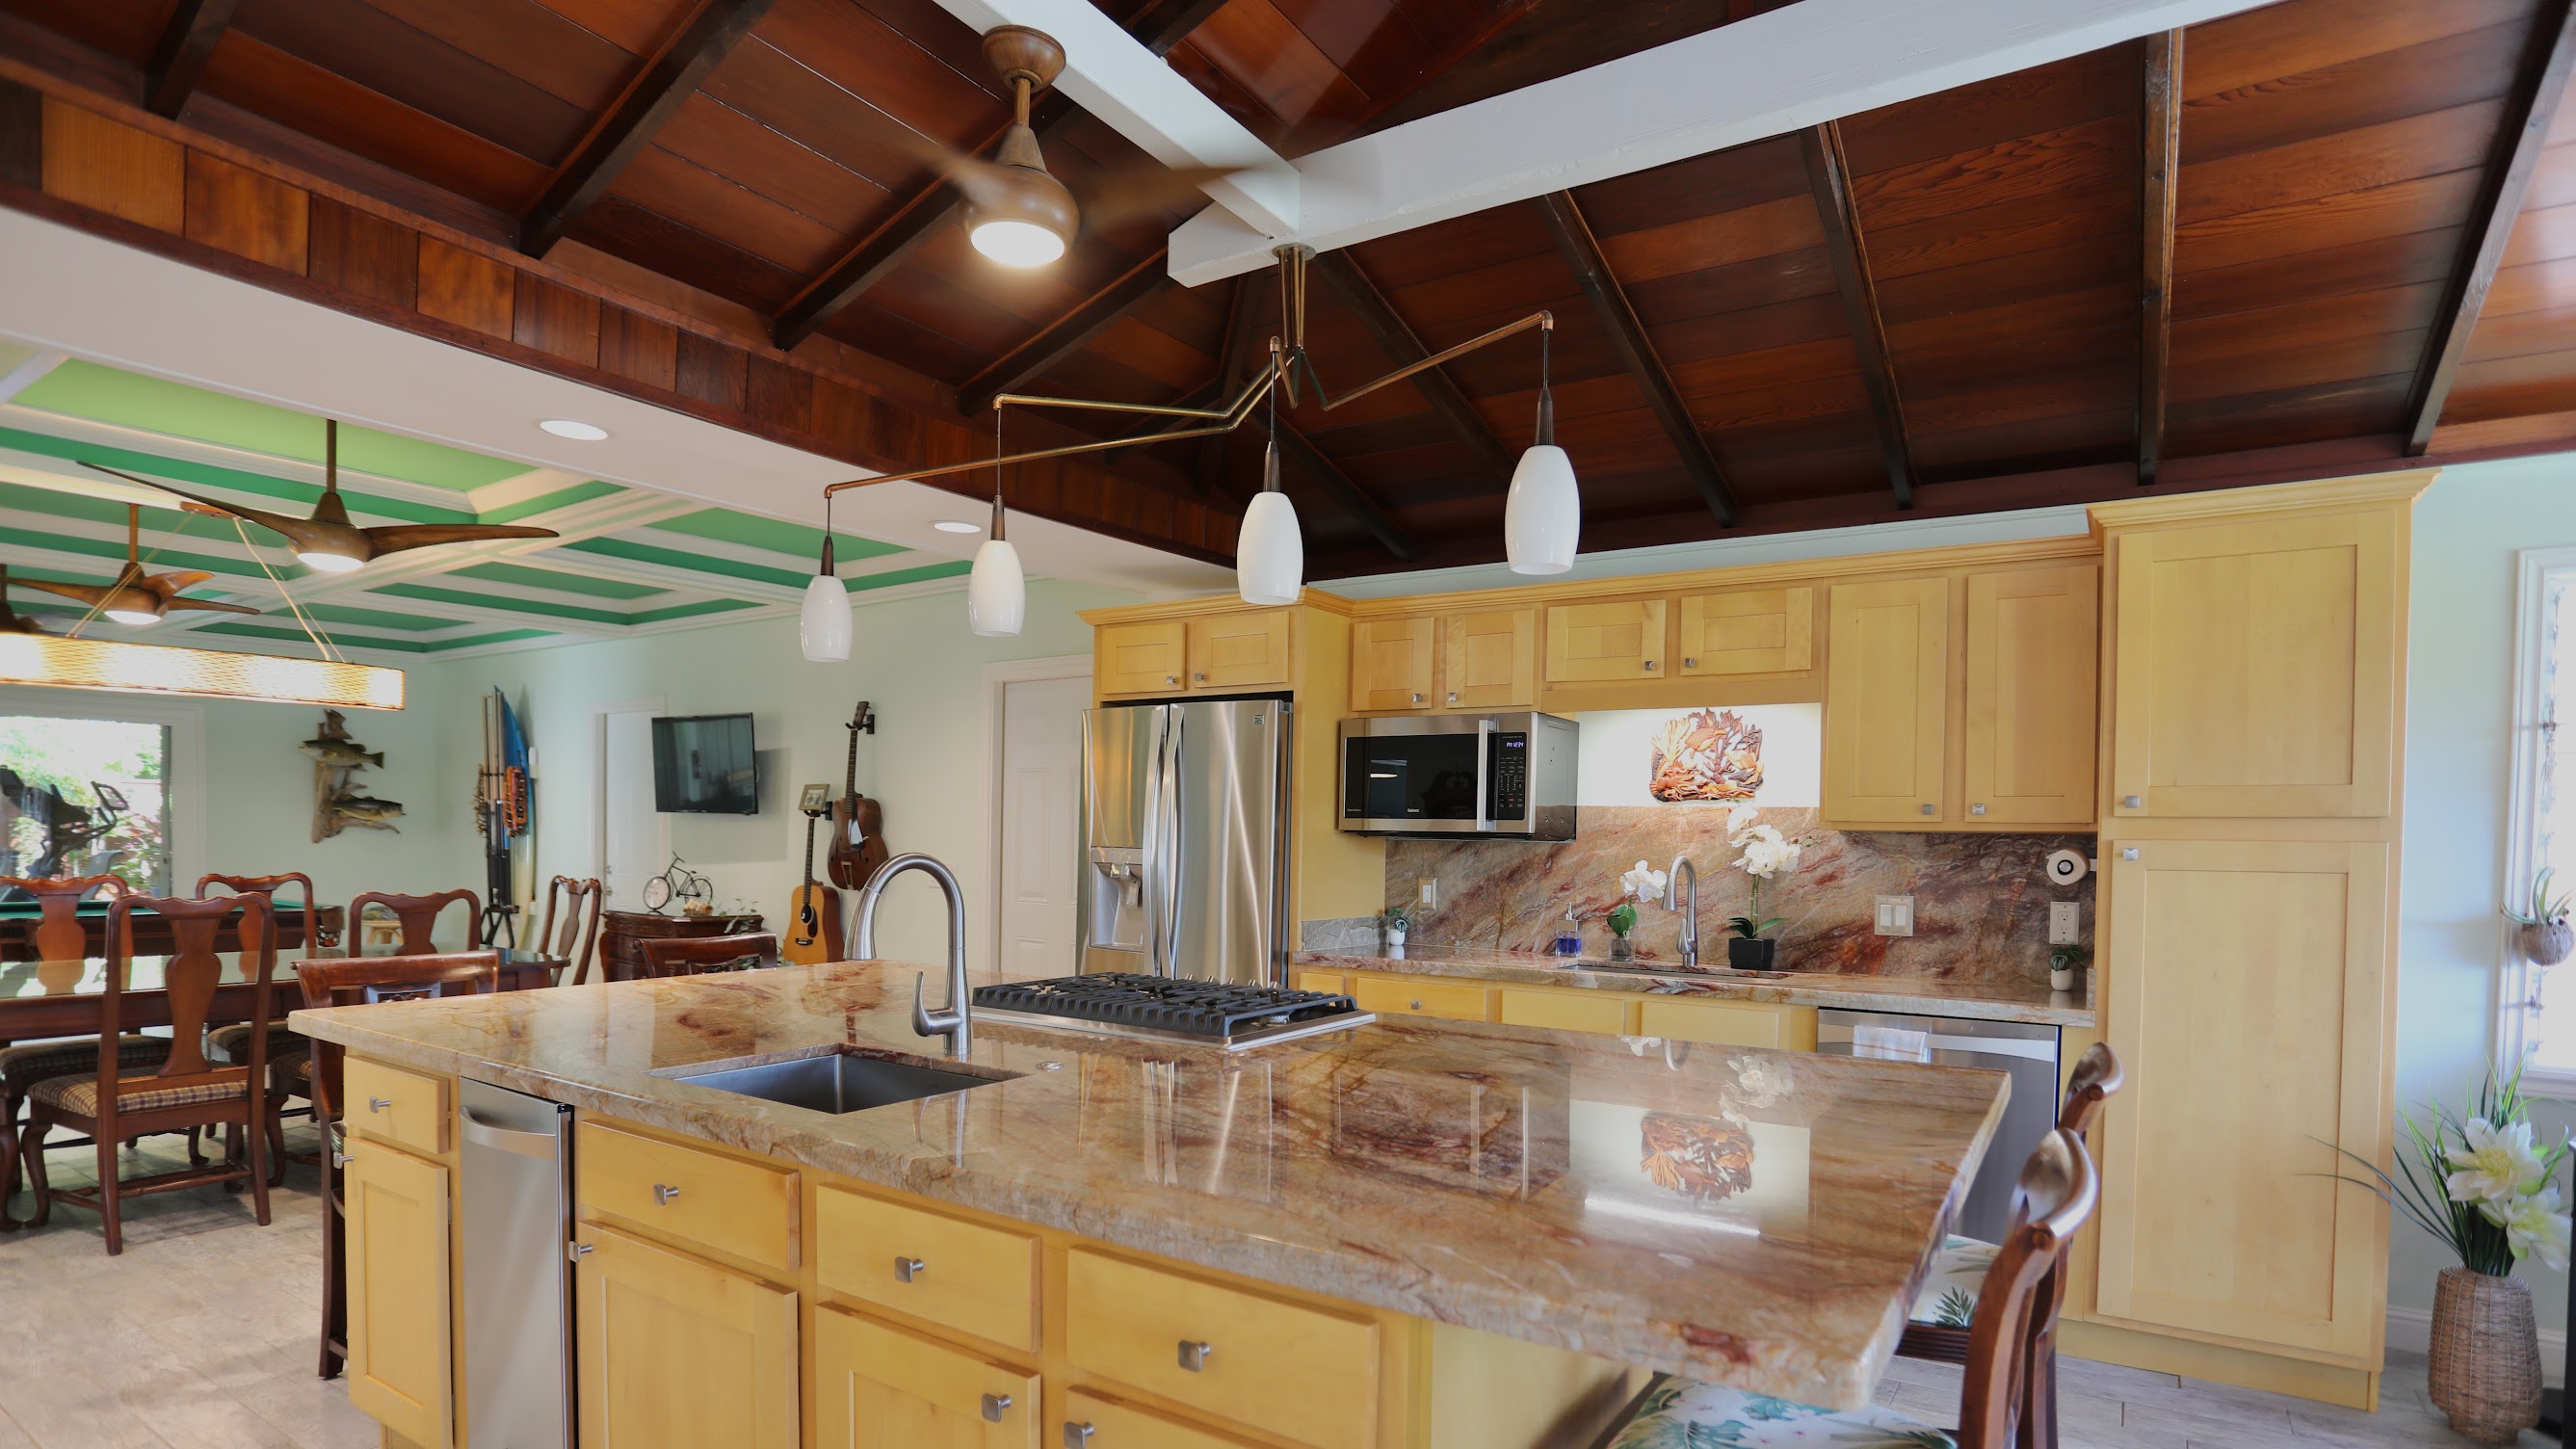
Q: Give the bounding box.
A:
[1554,908,1583,957]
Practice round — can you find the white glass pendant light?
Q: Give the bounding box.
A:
[1236,389,1302,606]
[1505,325,1579,575]
[800,496,851,662]
[968,410,1025,638]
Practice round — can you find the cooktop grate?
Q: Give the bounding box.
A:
[968,973,1370,1048]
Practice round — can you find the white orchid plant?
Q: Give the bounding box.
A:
[2334,1067,2572,1276]
[1612,861,1668,939]
[1721,804,1807,941]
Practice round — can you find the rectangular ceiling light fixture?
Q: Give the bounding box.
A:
[0,633,406,710]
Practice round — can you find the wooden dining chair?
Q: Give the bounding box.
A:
[0,871,129,960]
[636,931,780,978]
[0,873,163,1229]
[538,875,605,984]
[198,872,317,1063]
[293,950,515,1380]
[1590,1127,2101,1449]
[16,893,280,1255]
[346,888,481,956]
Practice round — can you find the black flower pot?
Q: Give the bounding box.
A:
[1727,937,1776,971]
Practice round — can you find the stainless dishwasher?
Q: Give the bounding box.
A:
[1816,1009,2060,1245]
[460,1078,574,1449]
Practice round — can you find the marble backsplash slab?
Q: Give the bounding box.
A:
[1364,806,2091,988]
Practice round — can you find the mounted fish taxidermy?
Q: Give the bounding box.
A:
[306,709,404,841]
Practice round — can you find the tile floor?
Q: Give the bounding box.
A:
[0,1126,2524,1447]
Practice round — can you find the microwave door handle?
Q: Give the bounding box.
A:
[1476,718,1498,832]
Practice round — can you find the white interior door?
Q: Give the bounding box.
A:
[997,675,1088,980]
[599,704,665,910]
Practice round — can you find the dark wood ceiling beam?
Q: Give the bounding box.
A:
[143,0,237,119]
[959,250,1172,412]
[2139,31,2181,487]
[519,0,780,259]
[1311,250,1517,482]
[2405,0,2576,455]
[1801,120,1915,508]
[772,1,1223,351]
[1535,190,1738,527]
[1193,274,1261,486]
[1272,418,1419,562]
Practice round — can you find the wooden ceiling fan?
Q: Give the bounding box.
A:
[81,419,560,574]
[0,566,51,635]
[13,505,262,626]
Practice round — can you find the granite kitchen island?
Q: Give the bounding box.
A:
[295,960,2008,1449]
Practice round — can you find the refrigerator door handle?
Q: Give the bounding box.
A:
[1157,707,1186,978]
[1139,706,1168,978]
[1474,717,1499,832]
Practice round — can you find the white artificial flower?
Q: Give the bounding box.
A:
[1620,860,1669,900]
[2489,1183,2573,1271]
[1724,804,1760,841]
[1734,825,1804,880]
[2447,1118,2548,1205]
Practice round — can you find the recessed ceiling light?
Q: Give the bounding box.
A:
[933,518,984,535]
[539,419,610,441]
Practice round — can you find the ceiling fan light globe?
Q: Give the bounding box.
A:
[968,538,1026,638]
[1236,489,1303,606]
[296,549,367,574]
[970,218,1067,268]
[1504,443,1580,575]
[801,572,852,662]
[104,606,162,627]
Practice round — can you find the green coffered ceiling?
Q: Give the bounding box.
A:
[0,356,970,659]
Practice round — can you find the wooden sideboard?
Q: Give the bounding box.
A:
[599,909,765,983]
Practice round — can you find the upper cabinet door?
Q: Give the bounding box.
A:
[1543,599,1668,683]
[1961,565,2098,827]
[1096,620,1188,697]
[1443,607,1536,708]
[1350,616,1436,710]
[1188,611,1292,691]
[2110,511,2399,818]
[1823,577,1950,827]
[1677,585,1812,677]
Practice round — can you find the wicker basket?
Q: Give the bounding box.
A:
[2428,1266,2542,1443]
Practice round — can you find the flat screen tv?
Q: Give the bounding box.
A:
[651,713,758,815]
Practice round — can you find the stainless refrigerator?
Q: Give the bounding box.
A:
[1077,698,1289,985]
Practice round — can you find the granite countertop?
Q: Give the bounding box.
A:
[1298,944,2095,1027]
[293,960,2008,1410]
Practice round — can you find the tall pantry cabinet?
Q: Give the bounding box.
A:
[2069,473,2430,1410]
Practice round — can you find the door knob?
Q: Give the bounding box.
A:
[894,1255,926,1282]
[1064,1425,1096,1448]
[1177,1338,1215,1371]
[981,1394,1012,1422]
[651,1183,681,1206]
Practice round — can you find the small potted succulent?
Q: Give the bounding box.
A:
[1381,904,1412,952]
[1613,861,1667,962]
[2506,868,2573,967]
[2048,943,2087,993]
[1722,805,1805,971]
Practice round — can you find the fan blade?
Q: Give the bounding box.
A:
[163,595,263,617]
[14,578,111,607]
[362,523,562,556]
[1073,164,1254,231]
[76,463,335,552]
[149,569,216,596]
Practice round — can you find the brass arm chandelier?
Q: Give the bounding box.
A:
[802,245,1571,649]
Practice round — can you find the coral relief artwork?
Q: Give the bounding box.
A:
[1647,707,1765,803]
[1640,1111,1753,1202]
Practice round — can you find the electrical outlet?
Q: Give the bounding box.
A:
[1874,895,1914,936]
[2049,901,2082,946]
[1416,877,1438,909]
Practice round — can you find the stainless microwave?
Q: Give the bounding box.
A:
[1337,712,1578,838]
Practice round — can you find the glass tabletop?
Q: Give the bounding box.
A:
[0,949,565,1001]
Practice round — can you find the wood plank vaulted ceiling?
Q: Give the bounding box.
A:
[1,0,2572,580]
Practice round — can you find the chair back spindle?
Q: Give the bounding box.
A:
[1,873,130,960]
[197,871,317,958]
[347,888,481,956]
[636,932,780,978]
[294,951,507,1124]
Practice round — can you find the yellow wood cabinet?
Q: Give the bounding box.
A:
[577,1119,800,1275]
[1495,988,1629,1036]
[343,1141,452,1449]
[1294,967,1350,994]
[1636,997,1817,1051]
[2107,509,2401,819]
[1823,577,1950,827]
[575,1222,798,1449]
[1350,975,1490,1021]
[2092,837,2391,1363]
[1063,1388,1260,1448]
[1351,616,1438,711]
[1442,607,1537,708]
[1960,564,2098,826]
[1096,620,1190,697]
[1543,598,1667,683]
[344,1056,447,1156]
[813,1304,1038,1449]
[1677,585,1812,677]
[815,1183,1039,1352]
[1187,611,1292,691]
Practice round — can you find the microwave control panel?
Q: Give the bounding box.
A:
[1488,733,1529,817]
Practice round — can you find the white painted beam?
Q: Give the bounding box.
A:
[923,0,1299,238]
[0,348,67,407]
[1169,0,2272,284]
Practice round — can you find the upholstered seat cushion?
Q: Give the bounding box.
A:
[1907,1235,1998,1327]
[206,1022,302,1066]
[27,1072,249,1120]
[270,1051,311,1096]
[1605,1380,1955,1449]
[0,1035,173,1090]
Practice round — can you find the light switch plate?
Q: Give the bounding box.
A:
[1874,895,1914,937]
[1416,877,1438,909]
[2048,901,2082,946]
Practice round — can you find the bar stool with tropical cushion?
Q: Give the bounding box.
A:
[0,874,166,1228]
[1591,1128,2101,1449]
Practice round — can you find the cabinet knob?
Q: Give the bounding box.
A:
[894,1255,925,1282]
[1643,659,1657,671]
[568,1242,594,1262]
[1194,672,1206,682]
[2122,795,2143,809]
[981,1394,1012,1423]
[1409,1000,1424,1010]
[1970,804,1987,816]
[1919,804,1936,816]
[651,1183,681,1206]
[1177,1339,1216,1372]
[1684,657,1696,669]
[1166,675,1178,686]
[2122,847,2141,861]
[1447,692,1459,703]
[367,1096,392,1113]
[1064,1425,1096,1448]
[1411,692,1423,703]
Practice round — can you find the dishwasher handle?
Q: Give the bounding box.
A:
[461,1109,562,1159]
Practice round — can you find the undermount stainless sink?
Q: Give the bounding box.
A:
[1567,961,1798,981]
[666,1050,1005,1114]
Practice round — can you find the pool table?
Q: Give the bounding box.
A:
[0,899,345,961]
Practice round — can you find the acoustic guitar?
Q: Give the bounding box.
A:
[784,799,841,965]
[825,701,889,890]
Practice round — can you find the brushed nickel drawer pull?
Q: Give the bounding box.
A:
[2122,847,2141,861]
[1064,1425,1095,1448]
[1166,675,1178,686]
[1643,659,1657,671]
[651,1183,681,1206]
[1409,999,1423,1010]
[568,1242,593,1262]
[1194,672,1206,682]
[1447,691,1459,703]
[2122,794,2144,809]
[1410,692,1423,703]
[981,1393,1012,1422]
[1684,656,1696,668]
[1919,804,1936,816]
[1970,804,1987,816]
[895,1255,926,1282]
[367,1096,392,1113]
[1177,1338,1215,1371]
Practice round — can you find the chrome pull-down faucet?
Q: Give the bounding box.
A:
[1662,856,1700,969]
[852,852,972,1056]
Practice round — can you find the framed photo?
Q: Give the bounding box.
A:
[798,782,832,813]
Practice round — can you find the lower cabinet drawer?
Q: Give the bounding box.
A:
[576,1120,799,1275]
[814,1184,1039,1351]
[1351,976,1488,1022]
[1636,998,1809,1050]
[1065,1249,1377,1449]
[813,1305,1037,1449]
[343,1057,448,1156]
[1496,988,1630,1036]
[1291,969,1347,995]
[1062,1388,1258,1448]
